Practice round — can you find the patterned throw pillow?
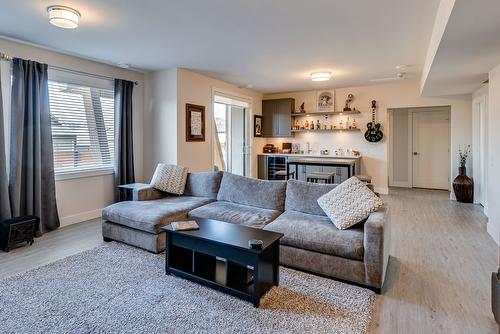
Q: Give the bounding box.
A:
[150,164,188,195]
[317,177,383,230]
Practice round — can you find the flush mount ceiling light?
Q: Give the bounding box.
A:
[47,5,81,29]
[310,72,332,82]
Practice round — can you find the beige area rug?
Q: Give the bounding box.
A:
[0,243,375,333]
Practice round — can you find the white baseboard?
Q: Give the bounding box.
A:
[487,220,499,245]
[375,187,389,195]
[389,181,411,188]
[59,208,103,227]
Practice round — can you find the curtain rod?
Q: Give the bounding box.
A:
[0,51,138,85]
[49,65,139,86]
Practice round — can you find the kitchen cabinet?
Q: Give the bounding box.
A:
[262,98,294,137]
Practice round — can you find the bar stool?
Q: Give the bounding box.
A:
[306,171,336,184]
[354,174,372,184]
[274,170,296,180]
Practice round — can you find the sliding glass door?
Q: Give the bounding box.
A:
[213,95,249,176]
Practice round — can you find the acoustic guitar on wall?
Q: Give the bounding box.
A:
[364,100,383,142]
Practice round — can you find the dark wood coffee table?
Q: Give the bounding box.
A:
[162,218,283,307]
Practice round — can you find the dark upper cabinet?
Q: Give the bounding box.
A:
[262,98,295,137]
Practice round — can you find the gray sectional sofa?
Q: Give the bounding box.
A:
[102,171,390,291]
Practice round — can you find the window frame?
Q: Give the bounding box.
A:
[48,69,115,180]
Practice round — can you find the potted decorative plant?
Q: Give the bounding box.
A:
[453,145,473,203]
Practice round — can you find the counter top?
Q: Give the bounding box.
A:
[258,153,360,159]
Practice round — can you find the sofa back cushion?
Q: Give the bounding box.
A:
[285,179,337,216]
[216,172,287,211]
[184,171,223,199]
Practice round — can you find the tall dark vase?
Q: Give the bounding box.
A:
[453,166,473,203]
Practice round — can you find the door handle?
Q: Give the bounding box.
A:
[413,152,420,155]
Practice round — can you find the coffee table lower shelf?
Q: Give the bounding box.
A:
[167,266,258,305]
[163,220,283,308]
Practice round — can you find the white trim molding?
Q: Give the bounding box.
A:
[55,168,114,181]
[59,208,103,227]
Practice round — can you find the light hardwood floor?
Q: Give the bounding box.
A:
[372,188,498,334]
[0,188,498,333]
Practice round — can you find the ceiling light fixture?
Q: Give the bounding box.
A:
[47,5,81,29]
[310,72,332,82]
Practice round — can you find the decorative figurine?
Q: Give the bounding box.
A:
[300,102,306,113]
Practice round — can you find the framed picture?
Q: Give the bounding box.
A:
[254,115,263,137]
[317,90,335,112]
[186,103,205,142]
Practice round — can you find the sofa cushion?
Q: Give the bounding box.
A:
[183,171,222,199]
[102,196,213,233]
[188,201,281,229]
[216,172,287,211]
[285,179,337,216]
[318,177,383,230]
[263,210,365,261]
[150,164,188,195]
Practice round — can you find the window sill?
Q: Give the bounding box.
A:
[55,168,114,181]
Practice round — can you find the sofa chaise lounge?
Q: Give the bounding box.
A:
[102,171,390,291]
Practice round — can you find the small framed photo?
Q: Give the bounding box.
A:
[317,90,335,112]
[254,115,263,137]
[186,103,205,142]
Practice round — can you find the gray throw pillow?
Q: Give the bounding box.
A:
[150,164,188,195]
[317,177,383,230]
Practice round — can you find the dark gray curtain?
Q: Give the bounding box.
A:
[9,58,59,235]
[114,79,135,201]
[0,63,11,220]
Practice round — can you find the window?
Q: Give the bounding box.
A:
[48,71,114,175]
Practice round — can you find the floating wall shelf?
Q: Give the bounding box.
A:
[291,111,362,117]
[291,128,361,133]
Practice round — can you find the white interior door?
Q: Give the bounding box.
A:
[412,109,450,190]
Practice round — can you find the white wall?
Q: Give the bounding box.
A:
[0,38,145,226]
[143,69,178,179]
[472,84,488,209]
[175,68,263,177]
[263,80,472,195]
[487,64,500,245]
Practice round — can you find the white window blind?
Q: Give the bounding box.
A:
[48,74,115,175]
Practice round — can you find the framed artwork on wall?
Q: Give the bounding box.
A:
[254,115,263,137]
[186,103,205,142]
[317,90,335,112]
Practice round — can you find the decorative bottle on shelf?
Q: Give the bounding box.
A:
[339,119,344,129]
[316,119,321,130]
[305,120,309,130]
[352,118,357,129]
[324,116,329,129]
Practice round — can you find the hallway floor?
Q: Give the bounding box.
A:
[372,188,498,333]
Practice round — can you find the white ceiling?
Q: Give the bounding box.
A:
[420,0,500,96]
[0,0,440,93]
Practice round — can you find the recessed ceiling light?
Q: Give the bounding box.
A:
[310,72,332,82]
[47,5,81,29]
